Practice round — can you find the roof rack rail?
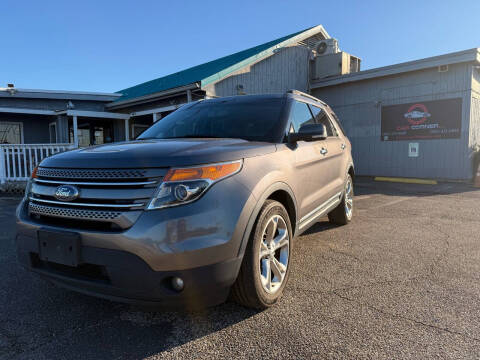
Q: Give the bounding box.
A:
[286,89,326,105]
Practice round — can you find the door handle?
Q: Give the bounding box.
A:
[320,147,328,155]
[341,143,346,150]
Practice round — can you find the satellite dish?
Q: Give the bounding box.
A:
[316,41,328,55]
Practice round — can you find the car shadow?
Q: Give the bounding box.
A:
[354,177,479,198]
[301,220,337,236]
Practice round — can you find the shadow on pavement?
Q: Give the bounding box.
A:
[354,177,478,198]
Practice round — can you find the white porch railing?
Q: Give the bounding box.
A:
[0,143,76,184]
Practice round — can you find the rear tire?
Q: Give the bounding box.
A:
[328,174,353,225]
[230,200,293,309]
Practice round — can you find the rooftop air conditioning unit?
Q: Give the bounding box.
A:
[312,52,361,80]
[315,38,339,56]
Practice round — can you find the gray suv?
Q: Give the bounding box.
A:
[16,90,354,309]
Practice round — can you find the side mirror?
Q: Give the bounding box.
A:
[288,123,327,143]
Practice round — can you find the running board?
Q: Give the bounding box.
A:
[298,192,342,230]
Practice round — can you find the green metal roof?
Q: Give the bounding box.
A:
[115,26,321,103]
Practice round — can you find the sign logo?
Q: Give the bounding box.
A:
[404,103,431,125]
[54,185,79,202]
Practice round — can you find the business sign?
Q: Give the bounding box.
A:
[381,98,462,141]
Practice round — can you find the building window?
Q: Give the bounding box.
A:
[0,122,23,144]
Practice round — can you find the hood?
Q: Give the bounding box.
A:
[40,139,277,169]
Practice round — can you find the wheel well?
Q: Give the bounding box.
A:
[348,166,355,180]
[267,190,297,234]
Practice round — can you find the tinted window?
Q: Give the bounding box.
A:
[289,101,314,132]
[138,97,286,142]
[329,110,346,136]
[309,105,336,137]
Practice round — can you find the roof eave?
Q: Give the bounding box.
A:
[311,48,480,89]
[106,82,200,110]
[0,88,121,102]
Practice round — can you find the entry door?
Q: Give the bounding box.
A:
[288,101,332,220]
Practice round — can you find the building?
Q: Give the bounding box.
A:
[311,49,480,180]
[0,24,479,187]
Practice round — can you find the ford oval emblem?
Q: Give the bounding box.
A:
[54,185,79,202]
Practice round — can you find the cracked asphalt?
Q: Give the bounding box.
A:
[1,179,480,359]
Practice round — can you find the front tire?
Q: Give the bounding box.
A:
[230,200,293,309]
[328,174,353,225]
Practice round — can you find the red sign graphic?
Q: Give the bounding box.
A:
[404,104,430,125]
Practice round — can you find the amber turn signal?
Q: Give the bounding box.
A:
[164,161,242,182]
[31,166,38,179]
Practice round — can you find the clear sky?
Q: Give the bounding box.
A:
[1,0,478,93]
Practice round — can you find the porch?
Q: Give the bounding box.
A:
[0,104,182,186]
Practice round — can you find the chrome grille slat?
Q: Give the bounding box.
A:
[34,179,158,186]
[29,202,122,221]
[29,197,145,209]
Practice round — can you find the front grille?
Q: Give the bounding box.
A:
[36,168,148,180]
[29,203,122,221]
[28,167,167,230]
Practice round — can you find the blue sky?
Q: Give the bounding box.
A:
[1,0,478,93]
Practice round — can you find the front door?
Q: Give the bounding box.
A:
[309,104,346,197]
[288,100,333,222]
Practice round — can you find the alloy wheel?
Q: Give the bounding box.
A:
[345,177,353,220]
[259,214,290,294]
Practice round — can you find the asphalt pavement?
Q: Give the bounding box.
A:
[1,179,480,359]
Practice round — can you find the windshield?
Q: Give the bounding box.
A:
[138,97,286,142]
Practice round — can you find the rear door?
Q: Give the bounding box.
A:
[309,104,345,196]
[288,100,332,220]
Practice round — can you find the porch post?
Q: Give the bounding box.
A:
[153,113,162,123]
[125,118,130,141]
[187,89,192,102]
[0,147,6,184]
[73,115,79,148]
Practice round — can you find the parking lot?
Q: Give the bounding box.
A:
[1,179,480,359]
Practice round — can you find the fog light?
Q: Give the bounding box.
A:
[171,277,184,292]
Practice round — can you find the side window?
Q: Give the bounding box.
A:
[289,101,314,132]
[309,105,336,137]
[329,110,346,136]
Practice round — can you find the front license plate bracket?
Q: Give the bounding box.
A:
[38,229,81,267]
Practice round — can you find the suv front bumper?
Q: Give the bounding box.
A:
[15,176,256,308]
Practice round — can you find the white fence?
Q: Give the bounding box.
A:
[0,144,76,184]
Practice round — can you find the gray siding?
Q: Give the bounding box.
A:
[0,97,106,112]
[312,63,474,180]
[204,45,310,97]
[471,97,480,147]
[471,68,480,148]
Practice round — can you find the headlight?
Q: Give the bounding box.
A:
[24,166,38,200]
[147,160,243,210]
